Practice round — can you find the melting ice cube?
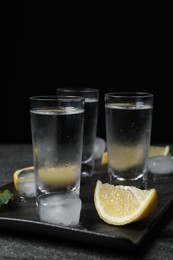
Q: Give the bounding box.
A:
[148,155,173,175]
[18,170,36,199]
[18,182,36,199]
[94,137,106,160]
[38,192,82,226]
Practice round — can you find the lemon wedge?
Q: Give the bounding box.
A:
[101,152,108,165]
[149,145,170,157]
[101,145,170,165]
[94,180,158,226]
[13,164,80,190]
[13,166,34,190]
[38,165,80,187]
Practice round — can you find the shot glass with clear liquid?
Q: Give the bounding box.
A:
[105,92,154,188]
[30,96,84,226]
[57,88,99,180]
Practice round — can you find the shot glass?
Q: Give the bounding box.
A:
[105,92,154,187]
[57,88,99,179]
[30,96,84,225]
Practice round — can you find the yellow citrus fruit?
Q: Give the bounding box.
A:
[101,152,108,165]
[101,147,142,167]
[108,144,144,170]
[101,145,170,165]
[13,165,80,190]
[13,166,34,190]
[94,180,158,226]
[38,165,80,187]
[149,145,170,157]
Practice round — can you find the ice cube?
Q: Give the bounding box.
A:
[38,192,82,226]
[75,181,80,196]
[148,155,173,175]
[94,137,106,159]
[18,170,36,199]
[18,182,36,198]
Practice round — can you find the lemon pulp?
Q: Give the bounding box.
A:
[101,145,170,165]
[38,165,80,187]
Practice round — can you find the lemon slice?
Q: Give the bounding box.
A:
[149,145,170,157]
[101,152,108,165]
[13,166,34,190]
[94,180,158,226]
[101,145,170,165]
[38,165,80,187]
[108,144,144,170]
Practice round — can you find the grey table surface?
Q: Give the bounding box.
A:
[0,144,173,260]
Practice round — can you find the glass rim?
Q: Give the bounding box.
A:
[57,87,99,93]
[105,92,154,98]
[30,95,85,102]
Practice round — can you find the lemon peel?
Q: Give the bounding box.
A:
[13,166,34,191]
[101,145,170,165]
[149,145,170,157]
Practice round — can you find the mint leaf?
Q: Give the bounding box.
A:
[0,189,13,206]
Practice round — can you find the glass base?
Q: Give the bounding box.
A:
[109,173,147,189]
[81,160,95,183]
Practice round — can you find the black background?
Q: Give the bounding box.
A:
[2,2,172,144]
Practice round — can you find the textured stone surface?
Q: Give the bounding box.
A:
[0,144,173,259]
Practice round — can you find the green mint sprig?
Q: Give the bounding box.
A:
[0,189,13,206]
